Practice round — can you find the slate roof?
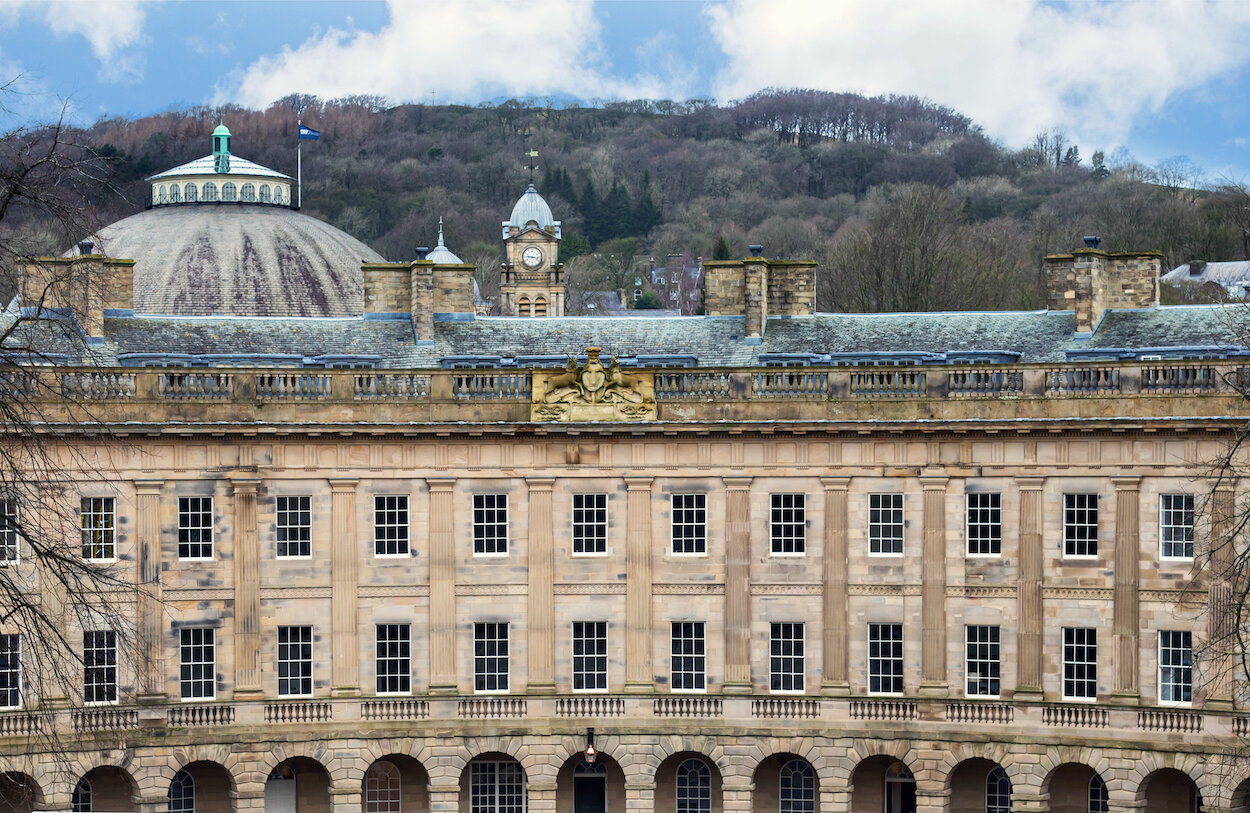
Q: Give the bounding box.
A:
[1162,261,1250,286]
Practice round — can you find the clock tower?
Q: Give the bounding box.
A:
[500,183,564,316]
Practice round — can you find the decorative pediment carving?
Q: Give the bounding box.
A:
[531,347,656,422]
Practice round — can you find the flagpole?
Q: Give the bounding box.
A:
[297,118,302,210]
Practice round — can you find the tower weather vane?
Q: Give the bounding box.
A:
[527,149,539,184]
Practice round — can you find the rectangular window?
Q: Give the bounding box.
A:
[869,493,904,555]
[83,630,117,704]
[671,494,707,555]
[572,494,607,555]
[0,499,18,564]
[1160,494,1195,560]
[770,493,806,555]
[179,628,215,700]
[769,622,805,693]
[276,496,312,558]
[965,625,1001,697]
[0,634,19,709]
[1062,627,1097,700]
[178,496,214,559]
[470,762,525,813]
[81,497,116,560]
[277,625,313,697]
[868,623,904,695]
[473,494,508,555]
[966,492,1002,556]
[1159,630,1193,705]
[374,495,409,556]
[375,623,411,695]
[671,621,706,691]
[1063,493,1098,557]
[572,621,607,691]
[474,622,510,693]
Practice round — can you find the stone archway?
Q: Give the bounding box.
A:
[850,756,915,813]
[753,753,818,813]
[656,752,723,813]
[362,754,429,813]
[556,752,624,813]
[1045,763,1108,813]
[265,757,331,813]
[73,766,138,812]
[1141,768,1202,813]
[459,753,526,813]
[948,758,1010,813]
[0,772,42,813]
[170,761,234,813]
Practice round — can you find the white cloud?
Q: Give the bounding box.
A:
[705,0,1250,150]
[0,0,155,82]
[218,0,685,109]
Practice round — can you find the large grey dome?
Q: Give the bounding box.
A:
[86,206,384,317]
[503,184,561,239]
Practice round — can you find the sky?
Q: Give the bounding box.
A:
[1,0,1249,182]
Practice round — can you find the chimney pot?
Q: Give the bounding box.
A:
[1082,235,1102,249]
[748,244,763,257]
[415,246,430,261]
[78,240,95,255]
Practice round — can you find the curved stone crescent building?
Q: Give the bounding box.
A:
[2,128,1249,813]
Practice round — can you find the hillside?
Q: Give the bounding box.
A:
[55,90,1250,312]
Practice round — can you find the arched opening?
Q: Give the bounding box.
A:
[241,183,255,202]
[274,186,285,205]
[459,753,525,813]
[363,755,428,813]
[655,752,722,813]
[259,185,272,204]
[203,183,217,202]
[518,297,531,317]
[169,184,181,203]
[1141,769,1202,813]
[221,183,237,202]
[556,752,624,813]
[949,758,1010,813]
[159,186,168,204]
[850,757,914,813]
[1232,777,1250,813]
[0,772,42,813]
[73,766,138,812]
[533,296,548,317]
[1045,764,1109,813]
[170,761,233,813]
[184,183,197,202]
[265,757,330,813]
[753,754,817,812]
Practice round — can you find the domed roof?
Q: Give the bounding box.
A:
[212,123,231,137]
[85,206,384,317]
[425,218,463,264]
[503,184,561,239]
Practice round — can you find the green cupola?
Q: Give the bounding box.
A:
[212,123,231,174]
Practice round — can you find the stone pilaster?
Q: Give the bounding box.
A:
[919,473,949,695]
[723,476,753,693]
[428,478,457,694]
[527,477,556,693]
[428,784,460,813]
[134,479,165,702]
[1015,477,1046,700]
[1111,477,1141,703]
[329,787,361,813]
[821,476,851,694]
[722,777,753,813]
[1207,479,1236,709]
[527,782,556,813]
[231,478,262,699]
[329,479,359,696]
[625,476,654,692]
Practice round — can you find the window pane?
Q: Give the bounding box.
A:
[277,496,312,558]
[179,628,215,700]
[769,622,805,692]
[965,625,1001,697]
[375,624,411,695]
[572,621,607,691]
[81,497,116,560]
[277,625,313,697]
[572,494,607,554]
[474,494,508,555]
[474,622,509,693]
[178,497,214,559]
[966,492,1002,555]
[671,621,706,691]
[1064,494,1098,557]
[83,630,117,704]
[1160,494,1195,559]
[869,493,904,555]
[770,494,806,555]
[0,634,20,709]
[671,494,707,555]
[1062,627,1097,699]
[868,623,904,694]
[374,496,409,556]
[1159,630,1192,704]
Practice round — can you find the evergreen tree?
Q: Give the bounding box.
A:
[559,232,591,264]
[579,178,602,246]
[632,172,662,236]
[602,180,632,241]
[712,235,733,261]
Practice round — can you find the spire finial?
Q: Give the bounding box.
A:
[437,217,446,248]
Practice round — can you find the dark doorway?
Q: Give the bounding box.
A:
[573,764,607,813]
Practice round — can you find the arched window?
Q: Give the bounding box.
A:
[676,759,711,813]
[168,770,194,813]
[72,778,91,812]
[158,185,167,204]
[259,185,271,203]
[364,761,400,813]
[221,182,236,202]
[518,296,531,317]
[469,761,524,813]
[274,186,284,204]
[533,296,547,317]
[779,759,815,813]
[184,183,197,202]
[987,766,1012,813]
[241,183,255,202]
[1088,775,1109,813]
[202,183,217,202]
[169,184,181,203]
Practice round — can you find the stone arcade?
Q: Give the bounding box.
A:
[1,130,1248,813]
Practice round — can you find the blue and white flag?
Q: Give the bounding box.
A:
[298,125,320,140]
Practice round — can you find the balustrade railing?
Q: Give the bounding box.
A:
[652,697,723,717]
[1137,709,1202,733]
[753,371,829,399]
[947,369,1024,398]
[1045,366,1119,395]
[458,697,527,718]
[850,370,926,398]
[654,371,731,400]
[168,704,235,727]
[945,701,1013,724]
[264,702,332,724]
[0,712,45,737]
[1042,705,1109,728]
[61,371,135,399]
[354,373,430,400]
[362,699,429,720]
[159,372,232,400]
[452,372,531,401]
[849,700,917,721]
[72,708,139,732]
[1140,364,1217,393]
[255,373,331,400]
[752,698,821,719]
[555,696,625,717]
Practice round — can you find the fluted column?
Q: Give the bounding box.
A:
[1112,477,1141,702]
[1015,477,1045,699]
[723,476,753,693]
[527,477,556,693]
[821,476,850,694]
[625,476,655,691]
[231,478,262,699]
[428,478,457,694]
[330,479,359,696]
[1207,479,1236,709]
[134,479,165,701]
[920,473,949,695]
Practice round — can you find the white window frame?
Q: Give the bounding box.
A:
[469,761,525,813]
[769,622,805,694]
[965,625,1001,699]
[1158,630,1193,707]
[671,493,707,556]
[179,627,216,701]
[81,497,116,562]
[364,761,401,813]
[0,499,19,565]
[769,493,806,556]
[1160,494,1195,560]
[473,494,509,557]
[474,622,510,694]
[375,623,411,696]
[374,495,409,557]
[1062,626,1097,701]
[869,493,904,556]
[0,634,20,710]
[965,492,1002,557]
[277,625,313,698]
[276,495,312,559]
[675,758,711,813]
[178,496,214,561]
[571,493,608,556]
[670,621,706,692]
[1063,493,1099,559]
[572,621,608,692]
[868,623,904,696]
[779,759,816,813]
[83,630,117,705]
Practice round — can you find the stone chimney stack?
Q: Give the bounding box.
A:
[21,253,134,338]
[703,248,817,343]
[361,256,476,344]
[1045,243,1161,334]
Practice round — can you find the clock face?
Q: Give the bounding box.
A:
[522,246,543,268]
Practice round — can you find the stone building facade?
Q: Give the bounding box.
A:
[1,132,1249,813]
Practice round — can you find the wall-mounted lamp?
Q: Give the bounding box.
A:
[583,728,598,765]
